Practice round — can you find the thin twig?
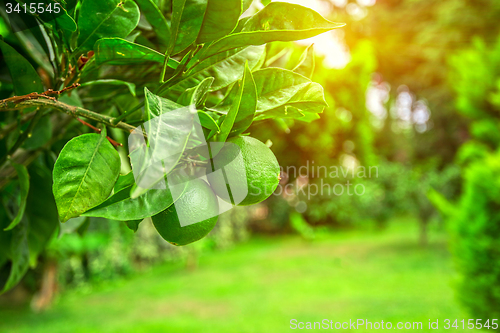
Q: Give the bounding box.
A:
[0,98,137,133]
[76,118,123,147]
[76,117,101,132]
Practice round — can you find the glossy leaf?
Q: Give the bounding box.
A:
[53,130,121,222]
[216,68,326,120]
[201,2,344,58]
[4,162,29,231]
[94,38,180,67]
[7,19,53,74]
[14,0,77,32]
[80,80,137,96]
[135,0,170,47]
[77,0,140,52]
[129,89,192,196]
[82,184,183,221]
[168,45,264,97]
[177,77,214,106]
[144,87,184,119]
[197,0,241,44]
[291,108,321,122]
[197,111,220,131]
[113,172,135,193]
[293,44,315,79]
[243,0,253,12]
[0,40,44,95]
[41,0,77,32]
[82,172,181,220]
[168,0,208,55]
[258,105,320,122]
[218,63,257,141]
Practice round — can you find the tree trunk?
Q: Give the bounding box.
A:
[31,260,58,312]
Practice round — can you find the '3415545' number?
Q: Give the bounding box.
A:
[444,319,498,330]
[5,2,61,14]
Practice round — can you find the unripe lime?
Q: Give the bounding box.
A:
[152,179,219,246]
[206,136,280,206]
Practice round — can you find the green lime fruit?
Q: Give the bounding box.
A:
[152,179,219,246]
[206,136,280,206]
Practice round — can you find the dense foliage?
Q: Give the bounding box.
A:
[0,0,343,294]
[430,34,500,320]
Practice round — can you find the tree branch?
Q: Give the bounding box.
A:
[0,98,137,133]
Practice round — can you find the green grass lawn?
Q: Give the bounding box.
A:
[0,222,473,332]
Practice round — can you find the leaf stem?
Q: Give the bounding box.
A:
[160,54,171,83]
[112,101,144,124]
[76,118,123,147]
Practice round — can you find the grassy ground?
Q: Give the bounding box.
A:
[0,222,472,332]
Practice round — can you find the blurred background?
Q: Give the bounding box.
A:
[1,0,500,332]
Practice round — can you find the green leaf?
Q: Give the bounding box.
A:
[15,0,77,32]
[129,89,193,196]
[53,130,121,222]
[41,0,78,32]
[94,38,179,67]
[82,183,182,220]
[135,0,171,47]
[168,0,208,55]
[125,219,143,232]
[197,0,241,44]
[0,219,29,294]
[197,110,219,131]
[82,172,180,220]
[80,80,136,96]
[243,0,253,12]
[218,62,257,141]
[4,162,29,231]
[168,45,264,97]
[177,77,214,106]
[76,0,141,52]
[216,68,326,120]
[144,87,184,119]
[0,40,44,95]
[260,105,320,122]
[113,172,136,193]
[7,20,53,74]
[293,44,315,79]
[200,2,344,58]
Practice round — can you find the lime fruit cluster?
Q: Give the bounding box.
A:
[152,136,280,246]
